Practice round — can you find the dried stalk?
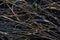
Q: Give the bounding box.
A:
[6,3,20,21]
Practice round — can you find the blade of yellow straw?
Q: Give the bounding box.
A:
[6,4,20,21]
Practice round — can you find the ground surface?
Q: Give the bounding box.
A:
[0,0,60,40]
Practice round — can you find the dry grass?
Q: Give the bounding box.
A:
[0,0,60,40]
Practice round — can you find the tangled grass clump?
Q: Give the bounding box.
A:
[0,0,60,40]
